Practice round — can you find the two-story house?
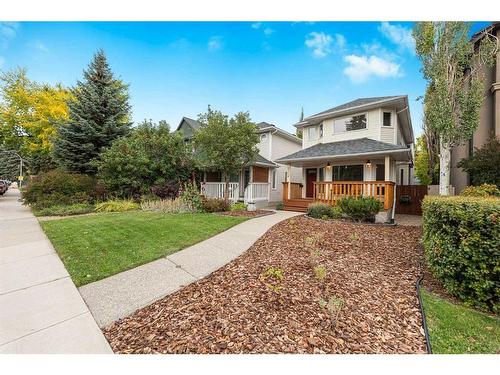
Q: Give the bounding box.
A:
[176,117,302,207]
[276,95,414,217]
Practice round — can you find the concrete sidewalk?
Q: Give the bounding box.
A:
[80,210,302,327]
[0,189,112,354]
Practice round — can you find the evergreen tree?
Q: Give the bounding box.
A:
[53,50,131,173]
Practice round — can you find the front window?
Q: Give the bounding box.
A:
[307,126,318,140]
[334,114,367,133]
[383,112,392,126]
[332,165,364,181]
[272,170,277,189]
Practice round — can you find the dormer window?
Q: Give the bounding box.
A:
[383,112,392,126]
[334,114,367,133]
[260,134,267,141]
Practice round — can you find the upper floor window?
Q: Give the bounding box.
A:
[383,112,392,126]
[260,133,267,141]
[319,124,323,138]
[307,126,318,140]
[333,114,367,133]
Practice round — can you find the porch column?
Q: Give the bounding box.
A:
[287,164,292,200]
[384,156,391,182]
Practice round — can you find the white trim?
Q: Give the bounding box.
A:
[278,148,410,163]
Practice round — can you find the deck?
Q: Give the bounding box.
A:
[282,181,395,212]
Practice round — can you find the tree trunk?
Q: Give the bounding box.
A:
[224,174,229,200]
[439,140,451,195]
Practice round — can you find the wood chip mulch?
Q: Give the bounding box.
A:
[103,216,427,354]
[218,209,275,218]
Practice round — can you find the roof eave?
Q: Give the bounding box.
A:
[276,148,411,164]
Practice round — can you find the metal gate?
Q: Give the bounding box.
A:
[395,185,428,215]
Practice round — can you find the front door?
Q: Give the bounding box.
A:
[306,168,317,198]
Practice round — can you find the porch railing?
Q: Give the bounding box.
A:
[282,182,303,200]
[313,181,395,210]
[201,182,239,201]
[244,182,269,203]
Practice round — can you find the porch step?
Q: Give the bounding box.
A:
[282,198,313,213]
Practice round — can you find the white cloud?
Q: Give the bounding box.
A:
[263,27,274,36]
[305,32,333,58]
[379,22,415,53]
[343,54,401,83]
[33,41,49,54]
[251,22,262,29]
[305,32,346,58]
[207,36,223,51]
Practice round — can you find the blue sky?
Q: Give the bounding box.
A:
[0,21,491,137]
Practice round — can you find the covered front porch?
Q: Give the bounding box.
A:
[279,153,410,213]
[200,155,276,205]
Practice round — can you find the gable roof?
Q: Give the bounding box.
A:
[253,154,277,167]
[255,121,302,144]
[295,95,414,145]
[175,117,202,132]
[276,137,410,163]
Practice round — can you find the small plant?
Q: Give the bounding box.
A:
[259,266,284,294]
[307,203,335,219]
[201,197,231,212]
[305,233,323,248]
[33,203,95,217]
[338,196,383,222]
[230,202,247,211]
[313,264,327,281]
[460,184,500,197]
[349,233,359,242]
[275,201,284,210]
[94,199,139,213]
[179,181,203,211]
[141,197,195,213]
[319,295,344,329]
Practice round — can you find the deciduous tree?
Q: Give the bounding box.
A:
[413,22,498,195]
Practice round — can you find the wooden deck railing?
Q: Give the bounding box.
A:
[312,181,395,210]
[282,182,303,201]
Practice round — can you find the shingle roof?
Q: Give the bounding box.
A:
[304,96,404,121]
[179,117,202,130]
[253,154,277,167]
[256,121,275,129]
[276,138,408,162]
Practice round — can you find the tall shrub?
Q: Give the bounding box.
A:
[422,196,500,312]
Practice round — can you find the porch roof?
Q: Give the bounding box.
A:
[275,137,411,165]
[252,154,277,168]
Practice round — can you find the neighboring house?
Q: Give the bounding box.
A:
[276,95,414,216]
[175,117,302,206]
[451,22,500,193]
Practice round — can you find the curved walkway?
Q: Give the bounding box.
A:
[0,189,111,353]
[79,209,302,328]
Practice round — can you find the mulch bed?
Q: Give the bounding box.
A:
[218,209,275,218]
[103,216,427,354]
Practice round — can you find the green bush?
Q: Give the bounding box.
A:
[307,203,341,220]
[22,170,102,209]
[33,203,95,217]
[461,184,500,197]
[337,196,383,222]
[275,202,284,210]
[94,199,139,213]
[179,181,203,211]
[422,196,500,313]
[230,202,247,211]
[201,197,230,213]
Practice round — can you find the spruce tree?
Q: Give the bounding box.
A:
[54,50,131,173]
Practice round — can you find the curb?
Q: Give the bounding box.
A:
[416,260,433,354]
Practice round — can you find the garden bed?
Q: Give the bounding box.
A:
[219,209,275,218]
[104,216,427,354]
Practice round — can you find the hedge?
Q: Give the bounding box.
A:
[422,196,500,313]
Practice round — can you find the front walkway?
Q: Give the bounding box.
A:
[0,189,112,353]
[79,210,302,327]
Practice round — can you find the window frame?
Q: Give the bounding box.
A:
[333,112,368,134]
[307,126,319,141]
[271,170,277,190]
[383,111,392,127]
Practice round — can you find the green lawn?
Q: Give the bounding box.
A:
[421,289,500,354]
[41,211,246,286]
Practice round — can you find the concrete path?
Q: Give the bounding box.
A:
[0,189,112,354]
[79,210,302,327]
